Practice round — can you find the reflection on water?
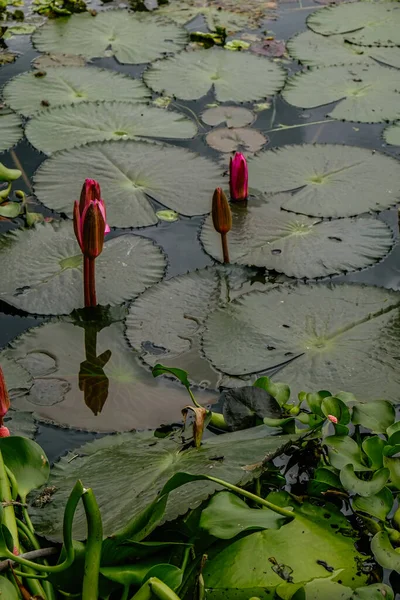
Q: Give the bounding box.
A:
[78,320,112,416]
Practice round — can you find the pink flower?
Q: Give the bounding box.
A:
[229,152,248,202]
[73,179,110,258]
[0,366,10,420]
[327,414,338,424]
[0,426,10,437]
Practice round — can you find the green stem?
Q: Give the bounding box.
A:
[0,450,19,553]
[21,507,34,534]
[149,578,183,600]
[5,466,18,501]
[17,519,56,600]
[16,519,38,550]
[81,488,103,600]
[180,544,192,573]
[121,585,130,600]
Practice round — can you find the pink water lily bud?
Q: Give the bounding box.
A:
[327,414,338,424]
[73,179,110,257]
[229,152,248,202]
[0,366,10,419]
[0,426,10,437]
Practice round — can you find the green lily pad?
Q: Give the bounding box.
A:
[282,64,400,123]
[0,221,166,315]
[202,283,400,401]
[200,194,393,278]
[34,140,222,228]
[3,66,150,117]
[293,580,393,600]
[247,144,400,217]
[1,355,32,400]
[383,122,400,146]
[0,111,23,152]
[144,48,286,102]
[287,30,400,68]
[26,101,197,154]
[202,106,255,128]
[33,10,187,63]
[206,127,266,153]
[5,320,216,432]
[307,2,400,47]
[29,426,296,540]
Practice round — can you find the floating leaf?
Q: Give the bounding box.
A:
[156,210,179,222]
[0,51,17,66]
[340,465,389,497]
[352,401,395,433]
[202,106,255,128]
[324,436,368,472]
[1,355,32,400]
[34,140,222,228]
[0,202,21,218]
[251,39,286,58]
[352,487,393,520]
[202,283,400,401]
[383,456,400,489]
[247,144,400,217]
[0,221,166,314]
[371,531,400,571]
[362,437,386,471]
[287,30,400,68]
[200,194,393,277]
[282,64,400,123]
[29,426,296,540]
[221,386,282,431]
[144,48,286,102]
[383,122,400,146]
[206,127,266,153]
[33,53,87,68]
[4,411,37,439]
[0,112,23,152]
[33,10,187,63]
[307,2,400,47]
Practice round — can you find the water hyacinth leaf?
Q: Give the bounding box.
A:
[383,122,400,147]
[352,584,394,600]
[352,487,393,520]
[201,195,393,277]
[291,580,393,600]
[29,426,296,540]
[0,577,19,599]
[0,221,166,314]
[26,102,197,154]
[282,65,400,123]
[144,48,286,102]
[308,467,342,496]
[100,563,182,589]
[202,106,255,128]
[362,437,386,471]
[352,401,395,433]
[0,437,49,501]
[221,386,282,431]
[33,11,187,63]
[340,464,389,497]
[6,321,216,433]
[3,67,150,117]
[321,396,350,425]
[371,531,400,571]
[200,491,289,539]
[324,436,369,472]
[0,111,23,152]
[205,127,266,153]
[253,377,290,407]
[383,456,400,489]
[287,30,400,68]
[307,2,400,46]
[34,140,222,228]
[0,202,21,218]
[247,145,400,218]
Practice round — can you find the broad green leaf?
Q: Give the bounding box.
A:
[152,365,191,390]
[340,465,389,497]
[33,10,187,63]
[305,392,326,417]
[307,2,400,46]
[324,436,368,472]
[352,401,395,433]
[384,122,400,147]
[321,397,351,425]
[362,437,386,470]
[144,48,286,102]
[289,580,393,600]
[0,437,49,501]
[253,377,290,407]
[155,0,258,31]
[352,584,394,599]
[371,531,400,571]
[4,411,38,439]
[0,576,19,599]
[200,194,392,277]
[206,127,266,153]
[282,64,400,123]
[383,456,400,489]
[287,30,400,68]
[0,221,166,314]
[221,386,282,431]
[200,491,290,539]
[34,140,222,228]
[143,565,183,590]
[26,102,197,154]
[308,467,342,497]
[100,561,181,588]
[0,202,21,218]
[6,320,216,433]
[0,111,22,152]
[3,66,150,117]
[247,144,400,217]
[387,421,400,440]
[352,487,393,520]
[202,106,255,128]
[30,427,296,540]
[0,356,32,400]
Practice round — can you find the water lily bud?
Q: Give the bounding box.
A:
[0,426,10,437]
[229,152,248,202]
[79,178,101,214]
[0,366,10,419]
[82,202,105,259]
[327,414,338,424]
[212,187,231,235]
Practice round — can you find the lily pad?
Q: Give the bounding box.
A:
[3,66,150,117]
[287,30,400,68]
[206,127,266,153]
[144,48,286,102]
[383,122,400,146]
[247,144,400,218]
[33,10,187,63]
[202,283,400,402]
[29,426,295,539]
[34,140,222,228]
[33,53,87,68]
[1,355,32,399]
[26,102,197,154]
[0,221,166,315]
[200,194,393,278]
[307,2,400,47]
[202,106,255,128]
[4,411,38,439]
[5,320,216,432]
[126,265,275,388]
[0,111,23,153]
[282,64,400,123]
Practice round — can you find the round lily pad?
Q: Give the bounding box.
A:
[6,320,216,432]
[287,30,400,68]
[200,194,393,278]
[1,355,32,400]
[202,283,400,401]
[202,106,255,128]
[34,140,222,228]
[0,111,23,152]
[3,66,150,117]
[282,64,400,123]
[0,221,166,315]
[206,127,266,153]
[33,10,187,64]
[26,102,197,154]
[307,2,400,47]
[247,144,400,218]
[384,122,400,146]
[144,48,286,102]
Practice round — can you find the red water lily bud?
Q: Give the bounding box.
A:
[73,179,110,254]
[0,426,10,437]
[81,202,106,259]
[212,187,232,235]
[229,152,248,202]
[79,178,101,213]
[0,366,10,419]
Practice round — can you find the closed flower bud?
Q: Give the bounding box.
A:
[0,366,10,419]
[73,179,110,254]
[229,152,248,202]
[82,202,105,259]
[79,178,101,213]
[212,187,232,235]
[0,426,10,437]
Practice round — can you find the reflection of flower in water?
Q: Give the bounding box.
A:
[79,325,111,416]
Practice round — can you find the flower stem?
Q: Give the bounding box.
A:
[221,233,230,264]
[83,257,97,307]
[89,258,97,307]
[81,488,103,600]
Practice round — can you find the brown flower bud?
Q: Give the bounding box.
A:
[212,187,232,235]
